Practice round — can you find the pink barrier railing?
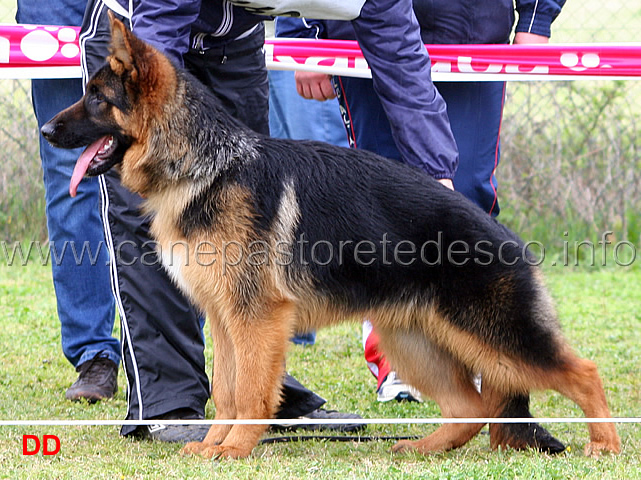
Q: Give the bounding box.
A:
[2,24,641,80]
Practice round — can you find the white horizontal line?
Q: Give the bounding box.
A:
[0,417,638,427]
[2,65,638,82]
[0,66,82,79]
[267,62,641,82]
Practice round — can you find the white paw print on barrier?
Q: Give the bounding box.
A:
[20,26,80,62]
[559,52,601,72]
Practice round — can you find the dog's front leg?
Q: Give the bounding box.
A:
[182,314,236,457]
[192,300,295,460]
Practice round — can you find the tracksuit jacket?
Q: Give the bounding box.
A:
[111,0,458,179]
[116,0,566,59]
[276,0,567,46]
[414,0,566,44]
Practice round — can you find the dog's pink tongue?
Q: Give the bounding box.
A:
[69,137,108,197]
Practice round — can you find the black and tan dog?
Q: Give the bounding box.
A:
[42,15,620,460]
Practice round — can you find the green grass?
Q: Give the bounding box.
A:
[0,262,639,479]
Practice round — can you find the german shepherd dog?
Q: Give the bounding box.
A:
[42,14,620,460]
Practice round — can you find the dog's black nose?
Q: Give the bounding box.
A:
[40,122,58,141]
[40,121,57,141]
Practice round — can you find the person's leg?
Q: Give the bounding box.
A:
[339,73,563,451]
[185,32,327,415]
[339,78,499,401]
[437,81,505,217]
[81,0,210,440]
[183,28,270,136]
[16,0,85,28]
[333,76,401,162]
[335,76,568,453]
[337,78,498,401]
[362,321,423,402]
[363,321,422,402]
[33,78,120,398]
[17,0,119,402]
[100,168,211,435]
[335,78,505,216]
[335,76,423,402]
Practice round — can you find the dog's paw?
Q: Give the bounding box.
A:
[204,444,253,460]
[181,441,252,460]
[391,440,417,454]
[583,440,621,458]
[181,441,208,457]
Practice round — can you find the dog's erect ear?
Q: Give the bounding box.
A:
[107,11,142,80]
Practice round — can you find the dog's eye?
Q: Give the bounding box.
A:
[88,85,107,105]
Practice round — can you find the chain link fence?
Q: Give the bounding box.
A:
[1,2,640,248]
[501,3,641,253]
[0,2,45,241]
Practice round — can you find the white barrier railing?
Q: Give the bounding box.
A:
[2,24,641,81]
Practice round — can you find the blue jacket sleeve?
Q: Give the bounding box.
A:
[351,0,458,179]
[131,0,202,65]
[515,0,566,38]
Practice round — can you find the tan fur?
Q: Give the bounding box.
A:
[107,12,180,196]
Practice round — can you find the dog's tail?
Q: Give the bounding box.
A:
[489,393,566,454]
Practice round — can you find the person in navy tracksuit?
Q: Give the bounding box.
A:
[276,0,567,453]
[80,0,456,442]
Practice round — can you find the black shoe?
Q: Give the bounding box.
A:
[492,394,566,455]
[272,408,366,433]
[141,423,211,443]
[65,351,118,402]
[138,409,211,443]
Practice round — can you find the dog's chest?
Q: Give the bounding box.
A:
[159,246,193,298]
[148,202,197,300]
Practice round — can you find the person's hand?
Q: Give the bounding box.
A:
[295,71,336,101]
[438,178,454,190]
[513,32,549,45]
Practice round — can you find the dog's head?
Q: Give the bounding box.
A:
[41,13,177,197]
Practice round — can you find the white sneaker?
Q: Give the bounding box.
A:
[376,372,423,403]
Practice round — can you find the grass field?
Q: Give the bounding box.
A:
[0,262,639,479]
[1,1,640,478]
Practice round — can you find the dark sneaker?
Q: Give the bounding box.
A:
[65,351,118,402]
[272,408,366,433]
[376,372,423,403]
[138,409,210,443]
[141,423,211,443]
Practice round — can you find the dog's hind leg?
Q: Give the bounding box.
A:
[484,345,620,457]
[546,349,620,457]
[375,328,487,454]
